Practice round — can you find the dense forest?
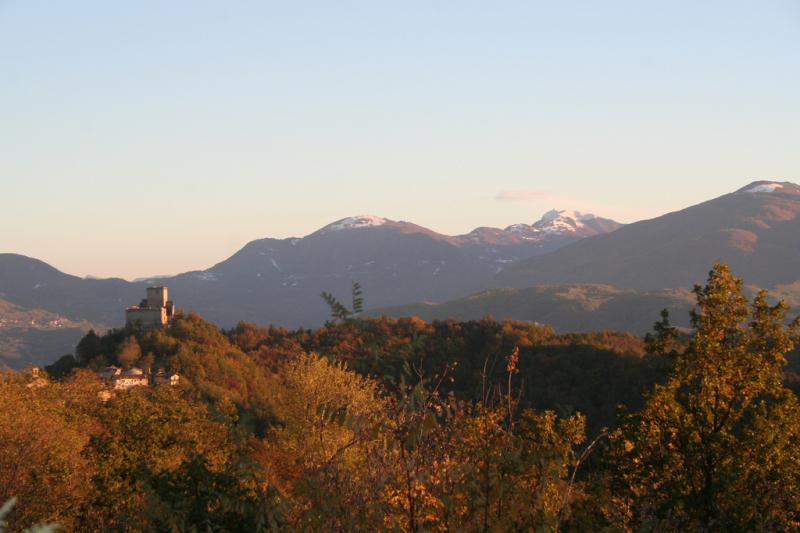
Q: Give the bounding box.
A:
[2,263,800,531]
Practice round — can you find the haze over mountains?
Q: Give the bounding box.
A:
[0,209,621,326]
[2,181,800,367]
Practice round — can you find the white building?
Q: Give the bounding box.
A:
[113,367,149,390]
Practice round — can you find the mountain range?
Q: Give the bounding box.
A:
[0,209,621,366]
[498,181,800,290]
[2,181,800,368]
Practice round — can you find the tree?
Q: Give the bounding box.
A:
[320,291,352,322]
[82,386,239,530]
[256,352,387,529]
[116,336,142,369]
[351,282,364,316]
[320,282,364,322]
[607,263,800,530]
[75,330,103,365]
[0,375,94,531]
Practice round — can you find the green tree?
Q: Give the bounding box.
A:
[351,281,364,315]
[607,263,800,530]
[320,281,364,322]
[82,386,239,531]
[75,330,103,365]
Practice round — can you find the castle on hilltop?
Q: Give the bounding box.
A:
[126,286,175,329]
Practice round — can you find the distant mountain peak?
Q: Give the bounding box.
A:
[540,209,597,223]
[736,180,800,195]
[505,209,608,236]
[315,215,391,234]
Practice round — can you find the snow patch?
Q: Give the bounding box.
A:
[270,258,281,271]
[743,182,784,193]
[541,209,596,223]
[322,215,389,232]
[506,209,597,236]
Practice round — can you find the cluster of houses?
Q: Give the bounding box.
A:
[1,317,69,329]
[97,365,180,390]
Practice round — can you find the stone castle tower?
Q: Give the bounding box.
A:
[125,286,175,329]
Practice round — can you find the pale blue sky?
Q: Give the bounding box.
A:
[1,1,798,279]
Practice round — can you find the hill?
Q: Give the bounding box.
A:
[371,284,697,334]
[0,254,139,324]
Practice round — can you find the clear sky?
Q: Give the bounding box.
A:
[1,1,798,279]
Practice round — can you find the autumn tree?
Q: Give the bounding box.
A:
[255,352,388,529]
[81,386,243,531]
[607,263,800,530]
[0,372,96,530]
[116,336,142,369]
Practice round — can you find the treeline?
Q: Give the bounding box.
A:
[1,263,799,530]
[227,315,664,436]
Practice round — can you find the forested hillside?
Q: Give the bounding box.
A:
[372,285,697,335]
[2,264,800,530]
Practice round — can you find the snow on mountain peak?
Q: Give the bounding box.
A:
[741,182,784,194]
[540,209,596,223]
[504,209,600,236]
[321,215,390,232]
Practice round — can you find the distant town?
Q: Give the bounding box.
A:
[0,317,70,329]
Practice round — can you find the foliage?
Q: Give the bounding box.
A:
[321,281,365,322]
[81,386,258,530]
[0,372,97,531]
[0,498,58,533]
[604,263,800,530]
[115,336,141,369]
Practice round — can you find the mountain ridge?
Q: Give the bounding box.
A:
[498,180,800,291]
[0,208,623,331]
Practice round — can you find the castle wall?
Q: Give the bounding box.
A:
[126,307,167,328]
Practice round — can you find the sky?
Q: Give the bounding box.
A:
[1,1,798,279]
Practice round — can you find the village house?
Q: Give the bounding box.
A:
[153,369,180,386]
[97,365,122,380]
[113,367,149,390]
[96,365,180,390]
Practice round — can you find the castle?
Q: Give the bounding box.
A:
[126,286,175,329]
